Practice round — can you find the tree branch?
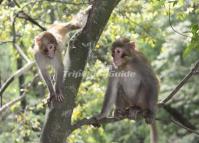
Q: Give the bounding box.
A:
[170,118,199,135]
[164,105,196,130]
[71,58,199,135]
[16,10,46,31]
[0,94,26,115]
[0,61,35,96]
[0,40,12,45]
[45,0,88,5]
[15,44,30,62]
[71,116,125,132]
[159,59,199,105]
[12,13,31,62]
[40,1,121,143]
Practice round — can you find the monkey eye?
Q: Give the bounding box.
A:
[121,53,126,58]
[47,44,54,49]
[44,48,48,53]
[49,45,53,49]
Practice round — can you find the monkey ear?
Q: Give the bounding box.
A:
[129,42,135,50]
[35,36,41,43]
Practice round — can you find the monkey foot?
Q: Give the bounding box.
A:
[126,106,142,120]
[114,109,127,118]
[143,110,155,124]
[91,115,102,128]
[47,95,55,107]
[55,94,64,102]
[46,94,64,107]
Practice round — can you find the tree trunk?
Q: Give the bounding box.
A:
[40,0,121,143]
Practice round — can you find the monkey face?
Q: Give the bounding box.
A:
[111,38,135,67]
[43,44,56,58]
[35,32,58,59]
[112,47,129,67]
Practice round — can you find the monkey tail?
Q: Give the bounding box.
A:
[150,121,158,143]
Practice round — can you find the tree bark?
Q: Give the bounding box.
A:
[40,0,121,143]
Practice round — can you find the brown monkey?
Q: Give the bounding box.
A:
[96,38,159,143]
[33,6,91,103]
[33,23,80,103]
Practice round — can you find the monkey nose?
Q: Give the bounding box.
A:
[44,49,48,53]
[115,48,123,55]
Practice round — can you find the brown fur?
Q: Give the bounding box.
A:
[97,38,159,143]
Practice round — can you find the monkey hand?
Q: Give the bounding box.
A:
[47,91,64,107]
[92,114,106,128]
[55,93,64,102]
[55,89,64,102]
[143,110,155,124]
[47,93,56,107]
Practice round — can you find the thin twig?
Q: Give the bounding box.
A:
[0,61,35,96]
[16,11,46,31]
[15,44,30,62]
[0,40,13,45]
[159,60,199,105]
[0,75,1,107]
[0,94,26,114]
[11,12,32,62]
[0,75,38,116]
[171,118,199,136]
[44,0,88,5]
[168,4,191,38]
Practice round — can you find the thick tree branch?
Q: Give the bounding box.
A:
[71,116,125,132]
[40,1,121,143]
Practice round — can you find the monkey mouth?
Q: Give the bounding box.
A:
[113,60,125,67]
[47,52,55,58]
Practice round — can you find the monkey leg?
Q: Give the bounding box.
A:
[114,89,128,118]
[143,110,155,124]
[126,106,142,120]
[46,94,56,107]
[92,117,101,128]
[114,108,127,118]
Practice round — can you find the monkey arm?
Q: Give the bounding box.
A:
[55,62,64,94]
[52,52,64,94]
[100,76,119,117]
[39,67,55,96]
[35,54,55,96]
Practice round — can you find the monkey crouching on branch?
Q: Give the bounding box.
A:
[33,6,92,104]
[95,38,159,143]
[33,23,80,103]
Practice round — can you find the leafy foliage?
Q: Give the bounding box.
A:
[0,0,199,143]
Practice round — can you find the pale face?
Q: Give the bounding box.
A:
[44,43,56,58]
[34,32,57,59]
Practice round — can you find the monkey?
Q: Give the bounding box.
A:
[33,23,80,103]
[95,38,159,143]
[33,6,92,103]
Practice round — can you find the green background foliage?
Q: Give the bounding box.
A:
[0,0,199,143]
